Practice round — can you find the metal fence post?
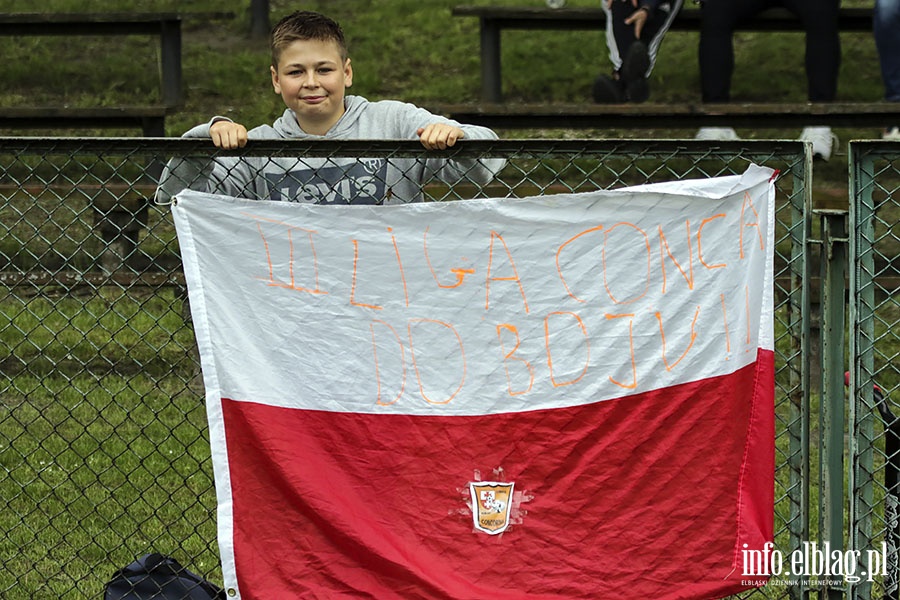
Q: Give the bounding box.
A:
[848,143,893,600]
[815,209,849,600]
[788,152,814,600]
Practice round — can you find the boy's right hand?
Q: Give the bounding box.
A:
[210,121,249,149]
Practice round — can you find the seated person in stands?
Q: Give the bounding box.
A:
[593,0,683,103]
[694,0,840,161]
[157,10,505,205]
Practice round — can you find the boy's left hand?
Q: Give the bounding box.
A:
[417,123,465,150]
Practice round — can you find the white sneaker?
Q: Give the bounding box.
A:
[884,126,900,141]
[799,126,838,161]
[695,127,740,141]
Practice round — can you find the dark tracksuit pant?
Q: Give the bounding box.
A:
[698,0,840,102]
[604,0,683,76]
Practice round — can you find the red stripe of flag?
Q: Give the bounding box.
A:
[221,350,773,599]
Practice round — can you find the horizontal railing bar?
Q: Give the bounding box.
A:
[0,137,807,158]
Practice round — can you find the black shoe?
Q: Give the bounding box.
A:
[625,78,649,103]
[592,74,624,103]
[621,41,650,103]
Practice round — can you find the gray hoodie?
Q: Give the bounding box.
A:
[156,95,505,205]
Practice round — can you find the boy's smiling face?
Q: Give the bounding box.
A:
[271,38,352,135]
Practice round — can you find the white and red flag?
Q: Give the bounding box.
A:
[173,164,776,600]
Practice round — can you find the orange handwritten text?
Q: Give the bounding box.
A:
[239,203,765,408]
[485,231,530,313]
[247,213,327,295]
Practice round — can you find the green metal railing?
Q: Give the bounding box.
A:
[849,141,900,600]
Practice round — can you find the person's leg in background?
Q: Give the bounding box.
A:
[593,0,631,102]
[593,0,684,103]
[875,0,900,139]
[643,0,683,75]
[698,0,769,102]
[695,0,767,139]
[788,0,840,102]
[786,0,841,159]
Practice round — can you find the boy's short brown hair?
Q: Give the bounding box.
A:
[270,11,348,68]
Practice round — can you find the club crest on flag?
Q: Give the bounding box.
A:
[470,481,515,535]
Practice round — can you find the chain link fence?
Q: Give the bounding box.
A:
[849,141,900,600]
[1,137,812,599]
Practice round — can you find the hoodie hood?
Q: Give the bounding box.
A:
[272,95,368,138]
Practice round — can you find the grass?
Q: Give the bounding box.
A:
[1,374,218,598]
[1,292,195,375]
[0,290,214,598]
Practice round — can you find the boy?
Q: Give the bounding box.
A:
[157,10,504,205]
